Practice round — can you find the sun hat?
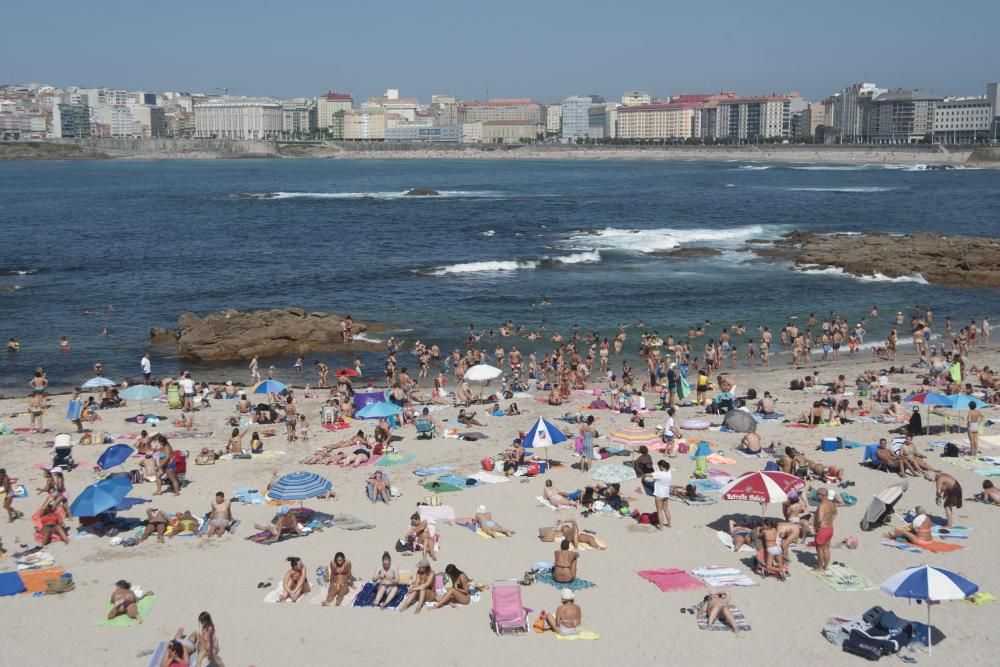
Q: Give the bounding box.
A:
[477,505,486,513]
[560,588,574,601]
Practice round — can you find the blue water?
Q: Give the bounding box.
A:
[1,158,998,390]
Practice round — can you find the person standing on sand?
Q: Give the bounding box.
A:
[935,473,963,528]
[1,468,23,522]
[967,402,984,458]
[813,488,837,572]
[284,396,298,444]
[140,353,151,384]
[28,392,45,432]
[249,356,260,385]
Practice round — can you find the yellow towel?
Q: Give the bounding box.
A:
[555,629,600,641]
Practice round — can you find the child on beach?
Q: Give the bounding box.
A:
[298,414,309,442]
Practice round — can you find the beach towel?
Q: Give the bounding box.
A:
[145,642,167,667]
[262,589,283,603]
[974,468,1000,477]
[438,474,483,488]
[470,471,510,484]
[233,488,265,505]
[956,591,997,605]
[892,538,964,553]
[99,594,158,627]
[690,478,723,493]
[535,571,596,591]
[15,549,55,571]
[680,494,717,506]
[413,465,453,477]
[376,452,416,467]
[351,581,409,608]
[637,568,707,593]
[246,530,306,545]
[421,480,462,494]
[706,454,736,465]
[19,567,66,593]
[932,525,970,539]
[332,514,376,531]
[536,496,568,511]
[555,629,600,640]
[716,531,755,553]
[0,571,27,597]
[697,604,751,632]
[808,563,876,591]
[882,540,923,553]
[692,566,759,588]
[418,505,456,523]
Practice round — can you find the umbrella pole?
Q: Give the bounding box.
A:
[927,602,933,656]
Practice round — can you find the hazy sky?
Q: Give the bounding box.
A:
[5,0,998,102]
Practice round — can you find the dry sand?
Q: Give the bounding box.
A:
[1,342,998,666]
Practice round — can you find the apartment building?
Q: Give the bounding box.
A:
[194,98,282,139]
[867,89,941,144]
[616,103,698,139]
[315,91,352,132]
[463,98,543,124]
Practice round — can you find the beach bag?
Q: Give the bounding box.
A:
[943,443,960,458]
[677,442,689,455]
[481,457,494,472]
[745,388,757,400]
[525,462,540,476]
[45,577,75,595]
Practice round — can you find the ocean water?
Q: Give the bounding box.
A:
[1,158,997,390]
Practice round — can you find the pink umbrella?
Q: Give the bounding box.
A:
[719,470,806,513]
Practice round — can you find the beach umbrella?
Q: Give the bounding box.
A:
[522,416,568,463]
[464,364,503,383]
[860,481,908,531]
[97,444,134,470]
[357,401,403,419]
[880,565,979,655]
[268,471,333,502]
[722,409,756,433]
[81,376,115,389]
[251,379,287,395]
[70,474,132,517]
[609,425,660,450]
[589,463,637,484]
[334,368,360,377]
[940,393,987,410]
[719,470,806,513]
[120,384,162,412]
[904,392,952,407]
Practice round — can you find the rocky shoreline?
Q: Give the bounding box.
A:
[746,231,1000,288]
[150,308,389,361]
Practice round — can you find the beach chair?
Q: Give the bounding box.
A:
[489,580,530,635]
[414,417,437,439]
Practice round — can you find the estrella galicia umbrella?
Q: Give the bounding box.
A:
[97,443,135,470]
[267,471,333,502]
[880,564,979,655]
[70,474,133,517]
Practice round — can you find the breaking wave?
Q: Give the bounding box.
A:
[795,266,929,284]
[785,186,901,193]
[417,250,602,276]
[564,224,771,253]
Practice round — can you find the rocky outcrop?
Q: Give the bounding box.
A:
[152,308,384,361]
[751,231,1000,288]
[403,188,440,196]
[650,246,723,258]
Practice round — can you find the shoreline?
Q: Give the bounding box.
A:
[3,140,998,166]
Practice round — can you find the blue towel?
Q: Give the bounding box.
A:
[413,466,453,477]
[0,571,27,597]
[690,478,722,492]
[437,474,482,488]
[351,581,409,608]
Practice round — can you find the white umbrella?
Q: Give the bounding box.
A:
[81,376,115,389]
[879,564,979,655]
[464,364,502,383]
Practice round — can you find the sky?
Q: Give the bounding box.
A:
[4,0,999,103]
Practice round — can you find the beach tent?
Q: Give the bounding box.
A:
[722,409,756,433]
[860,481,908,531]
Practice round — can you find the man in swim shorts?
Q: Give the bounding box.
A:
[813,488,837,572]
[205,491,233,538]
[935,473,963,528]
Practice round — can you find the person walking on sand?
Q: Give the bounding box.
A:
[0,468,23,522]
[935,472,963,528]
[249,356,260,385]
[967,402,984,458]
[645,460,673,529]
[813,488,837,572]
[140,352,151,384]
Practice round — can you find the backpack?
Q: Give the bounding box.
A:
[943,442,960,458]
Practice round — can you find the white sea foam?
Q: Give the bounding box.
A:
[790,165,871,171]
[564,224,770,253]
[786,186,901,193]
[250,190,502,200]
[421,260,541,276]
[551,250,601,264]
[795,265,929,284]
[481,230,496,236]
[353,332,385,344]
[738,165,772,170]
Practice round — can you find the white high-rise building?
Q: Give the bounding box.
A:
[194,99,282,139]
[561,95,605,141]
[621,91,651,107]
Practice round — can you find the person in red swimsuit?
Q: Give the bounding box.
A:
[813,488,838,572]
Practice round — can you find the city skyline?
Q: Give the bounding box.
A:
[4,0,999,102]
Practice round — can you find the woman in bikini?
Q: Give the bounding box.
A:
[407,512,437,560]
[433,564,471,609]
[884,510,934,547]
[278,556,310,603]
[140,508,169,543]
[371,552,399,608]
[322,552,352,607]
[108,580,140,622]
[397,560,435,614]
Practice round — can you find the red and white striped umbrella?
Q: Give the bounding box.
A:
[719,470,806,505]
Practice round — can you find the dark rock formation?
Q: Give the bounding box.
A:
[650,246,723,258]
[403,188,440,196]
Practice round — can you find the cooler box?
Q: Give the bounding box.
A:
[820,438,840,452]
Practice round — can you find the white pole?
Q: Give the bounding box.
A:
[927,602,933,656]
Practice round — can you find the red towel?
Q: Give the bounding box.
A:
[637,568,707,592]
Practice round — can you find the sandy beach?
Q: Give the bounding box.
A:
[1,339,998,666]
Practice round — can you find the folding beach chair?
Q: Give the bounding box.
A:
[489,580,530,635]
[414,418,437,440]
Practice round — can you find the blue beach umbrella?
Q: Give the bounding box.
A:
[357,401,403,419]
[70,474,133,517]
[940,393,987,410]
[120,385,161,401]
[880,564,978,655]
[522,417,568,449]
[81,376,115,389]
[903,392,952,407]
[97,444,135,470]
[268,471,333,502]
[252,379,287,395]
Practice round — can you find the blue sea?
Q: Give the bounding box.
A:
[1,158,997,391]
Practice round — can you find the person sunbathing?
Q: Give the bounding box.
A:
[338,442,374,467]
[669,484,699,500]
[760,518,786,579]
[277,556,310,603]
[739,431,762,453]
[456,409,484,427]
[505,402,521,416]
[884,508,934,546]
[205,492,233,538]
[253,507,305,543]
[728,518,755,550]
[140,508,168,544]
[898,438,940,476]
[160,640,188,667]
[977,480,1000,504]
[108,580,140,623]
[699,591,740,633]
[782,492,812,540]
[369,471,390,504]
[397,559,435,614]
[756,392,778,415]
[455,382,473,406]
[547,386,563,406]
[38,499,69,545]
[555,518,605,550]
[407,512,437,560]
[432,564,470,609]
[371,551,399,608]
[322,552,352,607]
[543,479,577,508]
[875,441,921,478]
[475,505,513,537]
[539,588,582,636]
[169,510,199,537]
